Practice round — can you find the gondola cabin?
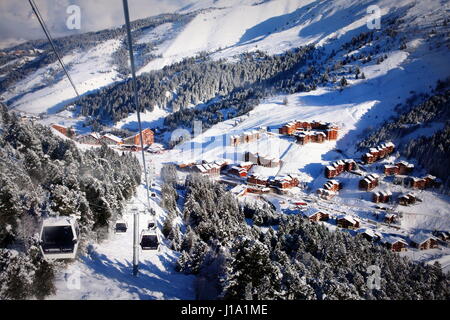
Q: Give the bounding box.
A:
[39,217,79,260]
[140,230,160,251]
[147,217,156,230]
[115,220,128,233]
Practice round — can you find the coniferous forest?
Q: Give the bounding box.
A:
[169,174,450,300]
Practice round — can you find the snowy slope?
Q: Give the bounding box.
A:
[139,0,449,72]
[5,0,449,119]
[4,39,122,115]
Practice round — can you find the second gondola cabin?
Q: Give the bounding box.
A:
[140,229,160,251]
[147,216,156,230]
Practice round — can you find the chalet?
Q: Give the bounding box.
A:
[324,159,356,178]
[362,152,376,164]
[302,207,330,222]
[336,215,360,229]
[334,160,345,173]
[247,174,269,187]
[384,213,397,224]
[398,193,416,206]
[410,233,439,250]
[325,128,338,140]
[323,179,341,192]
[259,155,281,168]
[383,164,399,176]
[279,120,339,144]
[230,185,247,197]
[240,162,254,171]
[76,132,101,145]
[408,177,427,190]
[279,122,296,135]
[382,236,408,252]
[372,190,392,203]
[423,174,437,188]
[178,161,196,169]
[295,131,326,145]
[357,228,382,242]
[271,175,299,189]
[230,130,262,146]
[316,188,336,200]
[229,166,248,177]
[123,128,154,147]
[432,230,450,242]
[244,152,280,168]
[325,165,338,179]
[51,124,75,137]
[213,159,228,170]
[195,163,221,176]
[396,161,414,175]
[101,134,123,145]
[362,142,395,164]
[359,173,379,191]
[344,159,356,171]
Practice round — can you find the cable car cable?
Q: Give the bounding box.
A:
[122,0,152,211]
[28,0,80,99]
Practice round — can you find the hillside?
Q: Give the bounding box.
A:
[0,104,141,299]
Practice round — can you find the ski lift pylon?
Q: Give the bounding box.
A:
[39,217,79,260]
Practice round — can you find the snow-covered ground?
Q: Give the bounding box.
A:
[3,39,122,115]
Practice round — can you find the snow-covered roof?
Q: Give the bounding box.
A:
[102,133,122,143]
[90,132,101,140]
[195,165,207,173]
[302,207,325,217]
[337,215,359,224]
[410,232,437,245]
[357,228,382,239]
[214,160,226,166]
[382,235,407,245]
[230,185,247,195]
[326,165,335,171]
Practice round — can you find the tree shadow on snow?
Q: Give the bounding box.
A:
[80,250,195,300]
